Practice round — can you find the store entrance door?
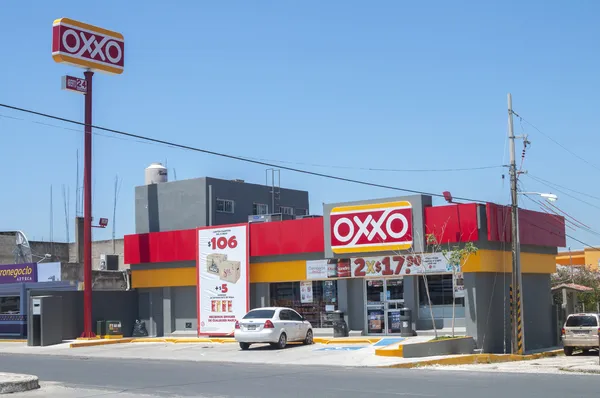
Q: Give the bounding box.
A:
[365,279,404,335]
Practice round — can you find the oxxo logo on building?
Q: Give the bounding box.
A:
[52,18,125,75]
[330,201,413,254]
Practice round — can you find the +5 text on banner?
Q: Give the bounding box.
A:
[197,224,249,336]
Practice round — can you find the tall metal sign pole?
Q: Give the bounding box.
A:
[52,18,125,337]
[508,93,525,354]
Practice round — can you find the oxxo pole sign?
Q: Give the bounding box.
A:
[330,201,413,254]
[52,17,124,338]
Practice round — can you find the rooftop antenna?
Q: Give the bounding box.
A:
[49,185,54,254]
[62,184,70,242]
[112,175,122,253]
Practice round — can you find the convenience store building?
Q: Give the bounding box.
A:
[125,190,566,353]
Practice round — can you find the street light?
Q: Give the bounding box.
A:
[520,192,558,202]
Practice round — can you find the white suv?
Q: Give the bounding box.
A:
[561,313,600,356]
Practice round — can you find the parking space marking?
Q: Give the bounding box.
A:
[314,346,366,351]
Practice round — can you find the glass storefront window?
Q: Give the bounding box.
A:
[418,274,464,306]
[270,281,338,328]
[418,274,465,319]
[0,296,20,314]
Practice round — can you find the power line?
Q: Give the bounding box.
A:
[0,103,488,203]
[527,174,600,202]
[513,111,600,172]
[524,174,600,211]
[0,111,503,174]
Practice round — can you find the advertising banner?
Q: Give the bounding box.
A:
[36,262,62,282]
[350,252,453,278]
[454,272,465,298]
[306,259,351,280]
[0,263,37,284]
[300,281,313,303]
[197,224,249,336]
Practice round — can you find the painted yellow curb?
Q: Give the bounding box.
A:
[0,339,26,343]
[375,345,404,357]
[381,349,564,368]
[314,337,381,345]
[70,338,133,348]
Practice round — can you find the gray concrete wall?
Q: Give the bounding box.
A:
[251,283,270,309]
[322,195,432,259]
[28,290,138,340]
[138,288,163,337]
[173,286,197,332]
[135,179,208,233]
[464,272,555,353]
[346,278,365,331]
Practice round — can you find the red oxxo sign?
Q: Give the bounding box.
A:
[52,18,124,74]
[330,201,413,254]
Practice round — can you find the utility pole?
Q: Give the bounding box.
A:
[508,93,525,354]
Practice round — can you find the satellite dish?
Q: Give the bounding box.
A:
[14,231,33,264]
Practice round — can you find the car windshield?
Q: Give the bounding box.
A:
[243,309,275,319]
[566,315,598,327]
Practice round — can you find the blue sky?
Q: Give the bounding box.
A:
[1,1,599,250]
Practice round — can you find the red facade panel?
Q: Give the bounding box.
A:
[124,229,197,264]
[486,203,566,247]
[424,204,479,244]
[249,217,324,257]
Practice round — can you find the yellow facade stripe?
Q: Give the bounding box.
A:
[53,18,124,39]
[463,250,556,274]
[332,243,412,254]
[331,201,410,213]
[249,261,307,283]
[52,54,123,74]
[132,267,196,288]
[132,249,557,288]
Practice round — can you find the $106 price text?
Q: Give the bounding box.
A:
[207,236,238,250]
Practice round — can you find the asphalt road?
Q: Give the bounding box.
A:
[0,353,597,397]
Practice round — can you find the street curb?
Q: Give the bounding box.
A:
[0,339,26,343]
[380,349,564,368]
[559,367,600,375]
[70,338,133,348]
[69,336,382,348]
[0,372,39,394]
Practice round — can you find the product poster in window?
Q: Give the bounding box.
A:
[197,224,249,335]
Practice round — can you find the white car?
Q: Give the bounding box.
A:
[562,313,600,356]
[234,307,313,350]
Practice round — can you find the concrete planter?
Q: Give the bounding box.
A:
[402,337,475,358]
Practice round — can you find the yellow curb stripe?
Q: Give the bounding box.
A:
[380,349,564,368]
[70,338,133,348]
[0,339,26,343]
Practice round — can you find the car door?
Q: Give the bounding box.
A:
[278,310,294,339]
[288,310,306,341]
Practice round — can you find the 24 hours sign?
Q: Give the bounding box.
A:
[197,224,249,336]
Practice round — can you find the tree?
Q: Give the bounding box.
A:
[426,234,478,337]
[552,266,600,312]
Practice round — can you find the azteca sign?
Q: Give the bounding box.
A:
[52,18,124,75]
[330,201,413,254]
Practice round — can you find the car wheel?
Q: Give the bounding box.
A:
[304,329,313,345]
[239,342,250,350]
[276,333,287,349]
[564,347,574,356]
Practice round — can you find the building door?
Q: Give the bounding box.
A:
[364,279,404,335]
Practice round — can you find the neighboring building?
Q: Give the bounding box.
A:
[556,248,600,271]
[125,194,566,353]
[0,230,127,271]
[134,176,310,234]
